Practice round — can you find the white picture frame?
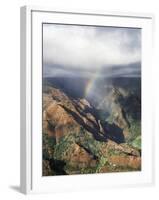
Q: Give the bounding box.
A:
[20,6,154,194]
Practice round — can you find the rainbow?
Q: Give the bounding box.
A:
[84,69,102,97]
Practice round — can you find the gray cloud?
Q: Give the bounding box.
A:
[43,24,141,77]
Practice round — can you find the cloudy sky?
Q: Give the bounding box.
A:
[43,24,141,78]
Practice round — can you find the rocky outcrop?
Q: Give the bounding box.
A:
[97,86,141,141]
[42,85,141,175]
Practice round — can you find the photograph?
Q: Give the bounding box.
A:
[42,23,141,176]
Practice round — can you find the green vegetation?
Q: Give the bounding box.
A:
[131,135,141,150]
[75,127,107,158]
[43,133,56,160]
[54,134,75,161]
[96,156,108,173]
[127,117,141,143]
[107,149,125,157]
[80,167,97,174]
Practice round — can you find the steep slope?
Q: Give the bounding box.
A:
[42,84,141,176]
[97,85,141,146]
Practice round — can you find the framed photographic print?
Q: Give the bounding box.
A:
[20,6,154,194]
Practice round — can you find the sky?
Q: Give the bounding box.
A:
[43,24,141,78]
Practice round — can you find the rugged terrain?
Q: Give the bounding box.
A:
[42,77,141,176]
